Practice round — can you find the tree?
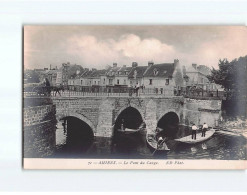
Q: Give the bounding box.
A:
[207,56,247,118]
[207,56,247,100]
[67,65,84,78]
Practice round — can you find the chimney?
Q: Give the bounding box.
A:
[123,65,126,68]
[148,61,154,67]
[132,62,138,67]
[56,66,57,70]
[192,63,197,70]
[50,64,52,70]
[113,63,117,68]
[92,68,97,71]
[85,68,89,71]
[174,59,179,66]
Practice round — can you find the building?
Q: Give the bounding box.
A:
[184,64,222,91]
[61,62,70,86]
[142,59,184,95]
[114,65,132,87]
[128,62,148,87]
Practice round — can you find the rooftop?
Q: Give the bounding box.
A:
[143,63,175,77]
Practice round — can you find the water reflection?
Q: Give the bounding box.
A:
[53,120,247,160]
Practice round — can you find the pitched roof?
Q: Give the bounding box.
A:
[106,66,121,77]
[185,64,211,76]
[89,69,107,78]
[143,63,175,77]
[128,66,148,78]
[82,70,94,78]
[116,66,132,76]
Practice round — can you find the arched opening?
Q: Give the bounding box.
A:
[157,112,179,138]
[114,107,143,130]
[112,107,146,158]
[55,116,94,156]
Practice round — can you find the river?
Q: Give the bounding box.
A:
[52,121,247,160]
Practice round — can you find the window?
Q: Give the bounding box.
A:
[103,78,105,84]
[98,81,100,85]
[117,79,120,85]
[153,68,158,76]
[166,79,169,85]
[109,79,113,85]
[201,78,204,83]
[149,79,152,85]
[94,81,96,84]
[81,80,83,85]
[124,79,126,85]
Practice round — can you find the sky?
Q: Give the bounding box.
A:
[24,25,247,70]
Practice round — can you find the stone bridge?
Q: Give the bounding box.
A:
[53,96,222,137]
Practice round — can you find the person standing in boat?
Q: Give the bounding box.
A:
[202,122,208,137]
[191,124,197,140]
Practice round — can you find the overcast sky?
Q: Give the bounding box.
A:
[24,25,247,70]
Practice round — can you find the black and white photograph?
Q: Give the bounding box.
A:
[23,25,247,169]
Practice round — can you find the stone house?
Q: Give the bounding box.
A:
[142,59,184,95]
[128,62,148,87]
[114,65,132,87]
[185,64,222,91]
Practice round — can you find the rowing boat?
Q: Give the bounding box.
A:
[117,128,141,134]
[174,129,215,144]
[146,133,170,151]
[117,122,145,134]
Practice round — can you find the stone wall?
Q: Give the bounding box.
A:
[184,98,222,127]
[23,103,56,158]
[53,97,102,128]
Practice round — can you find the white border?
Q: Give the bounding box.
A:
[1,0,247,192]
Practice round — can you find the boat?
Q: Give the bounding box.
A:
[117,128,141,134]
[117,122,145,134]
[146,133,170,151]
[174,129,216,144]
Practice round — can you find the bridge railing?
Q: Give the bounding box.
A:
[23,84,226,99]
[183,90,226,100]
[57,85,174,97]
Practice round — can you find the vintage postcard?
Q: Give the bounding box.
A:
[23,25,247,169]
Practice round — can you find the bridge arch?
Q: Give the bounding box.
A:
[114,105,145,130]
[58,112,96,136]
[114,105,145,122]
[157,110,180,137]
[157,109,180,123]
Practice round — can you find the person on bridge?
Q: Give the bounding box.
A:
[202,122,208,137]
[136,83,140,96]
[191,124,197,140]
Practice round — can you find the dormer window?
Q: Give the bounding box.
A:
[153,68,158,76]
